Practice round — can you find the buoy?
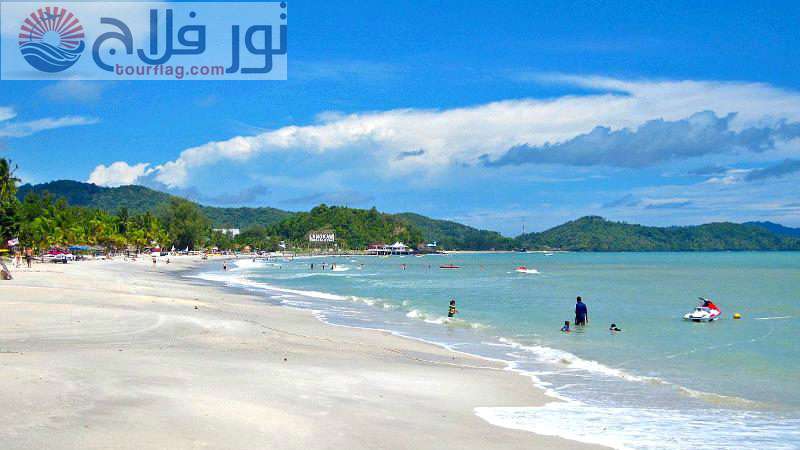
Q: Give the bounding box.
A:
[733,313,742,320]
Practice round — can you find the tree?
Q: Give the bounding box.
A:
[0,158,21,243]
[157,198,211,250]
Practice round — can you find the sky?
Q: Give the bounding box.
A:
[2,0,800,235]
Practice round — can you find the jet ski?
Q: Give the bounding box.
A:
[515,266,540,274]
[684,297,721,322]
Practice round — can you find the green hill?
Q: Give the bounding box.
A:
[15,181,800,251]
[517,216,800,251]
[271,205,424,249]
[744,221,800,238]
[16,180,292,228]
[394,212,514,250]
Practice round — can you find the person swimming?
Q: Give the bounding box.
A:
[448,299,458,318]
[561,321,571,333]
[609,323,622,332]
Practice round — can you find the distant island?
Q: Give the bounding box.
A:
[10,178,800,252]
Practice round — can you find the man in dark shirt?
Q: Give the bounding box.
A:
[575,296,588,326]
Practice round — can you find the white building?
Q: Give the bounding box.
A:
[213,228,241,237]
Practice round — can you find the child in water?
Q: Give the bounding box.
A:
[447,299,458,318]
[561,321,571,333]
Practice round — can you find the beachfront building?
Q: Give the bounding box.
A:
[366,242,414,255]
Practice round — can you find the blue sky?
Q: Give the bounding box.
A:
[2,0,800,234]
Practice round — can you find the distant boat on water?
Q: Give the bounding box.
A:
[439,264,461,269]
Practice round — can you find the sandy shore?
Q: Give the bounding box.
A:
[0,256,602,449]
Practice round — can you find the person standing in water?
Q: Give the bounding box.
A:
[448,299,458,318]
[575,296,589,326]
[223,262,228,271]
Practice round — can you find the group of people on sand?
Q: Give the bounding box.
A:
[446,296,622,333]
[12,248,35,269]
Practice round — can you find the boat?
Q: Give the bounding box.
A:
[439,264,461,269]
[684,307,720,322]
[515,266,539,274]
[684,298,722,322]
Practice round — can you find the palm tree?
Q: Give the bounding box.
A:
[0,158,20,200]
[0,158,21,242]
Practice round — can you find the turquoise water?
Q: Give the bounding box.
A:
[197,252,800,449]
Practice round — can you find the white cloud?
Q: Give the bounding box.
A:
[107,75,800,188]
[40,81,106,103]
[0,115,98,138]
[88,162,153,187]
[0,107,16,122]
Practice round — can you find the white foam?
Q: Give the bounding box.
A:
[476,402,800,450]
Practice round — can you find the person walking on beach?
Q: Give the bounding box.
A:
[575,296,589,326]
[448,299,458,318]
[25,247,33,268]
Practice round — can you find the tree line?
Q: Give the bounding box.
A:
[0,159,426,253]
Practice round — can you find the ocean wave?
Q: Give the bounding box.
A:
[495,337,761,408]
[405,309,488,329]
[476,403,800,450]
[20,41,84,72]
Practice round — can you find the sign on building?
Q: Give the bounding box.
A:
[308,232,335,243]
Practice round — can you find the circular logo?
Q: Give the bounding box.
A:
[18,7,85,73]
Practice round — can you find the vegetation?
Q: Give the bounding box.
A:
[394,213,515,250]
[156,199,211,250]
[7,167,800,252]
[202,205,292,229]
[15,192,170,251]
[744,221,800,238]
[517,216,800,251]
[0,159,21,243]
[16,180,292,228]
[270,205,424,249]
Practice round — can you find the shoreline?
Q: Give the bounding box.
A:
[0,256,603,450]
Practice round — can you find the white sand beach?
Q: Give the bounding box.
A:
[0,256,603,450]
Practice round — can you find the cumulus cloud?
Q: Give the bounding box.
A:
[0,115,99,138]
[745,159,800,182]
[100,75,800,187]
[483,111,800,168]
[88,162,154,187]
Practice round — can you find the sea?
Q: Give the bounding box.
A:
[193,252,800,449]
